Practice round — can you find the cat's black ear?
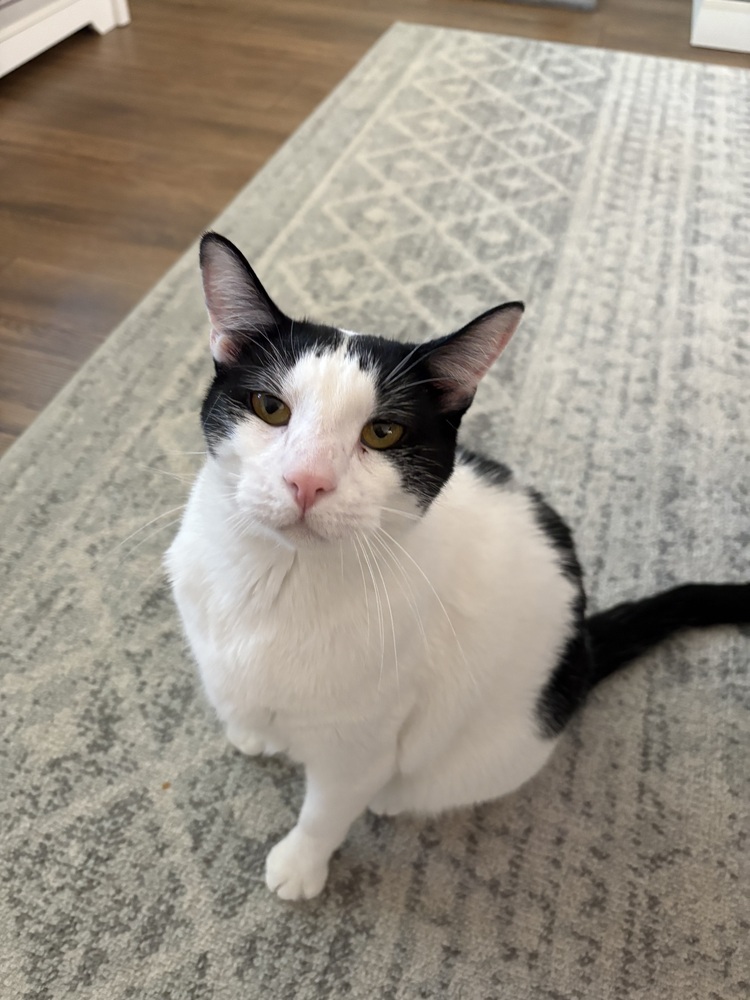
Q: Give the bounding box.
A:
[199,232,283,364]
[422,302,524,411]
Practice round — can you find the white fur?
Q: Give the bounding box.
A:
[166,345,576,900]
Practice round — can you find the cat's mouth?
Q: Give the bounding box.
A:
[279,516,328,544]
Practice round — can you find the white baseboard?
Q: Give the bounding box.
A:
[691,0,750,53]
[0,0,130,78]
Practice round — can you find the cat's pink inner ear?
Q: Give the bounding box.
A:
[200,232,279,364]
[430,303,523,410]
[210,326,239,365]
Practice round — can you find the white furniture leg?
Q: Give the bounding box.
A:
[691,0,750,53]
[0,0,131,79]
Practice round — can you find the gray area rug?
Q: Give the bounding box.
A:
[2,23,749,1000]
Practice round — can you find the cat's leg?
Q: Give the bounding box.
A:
[371,731,557,816]
[225,722,266,756]
[368,777,407,817]
[266,738,397,901]
[225,714,288,757]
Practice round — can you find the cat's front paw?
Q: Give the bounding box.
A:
[265,827,329,901]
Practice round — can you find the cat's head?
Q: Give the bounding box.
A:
[198,232,522,545]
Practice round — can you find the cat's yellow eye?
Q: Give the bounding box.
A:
[361,421,404,450]
[250,392,291,426]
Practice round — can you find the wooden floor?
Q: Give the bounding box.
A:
[1,0,748,455]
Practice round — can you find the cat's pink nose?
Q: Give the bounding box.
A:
[284,470,336,513]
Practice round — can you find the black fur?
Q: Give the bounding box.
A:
[200,317,343,450]
[528,488,583,586]
[537,593,592,737]
[586,583,750,683]
[457,446,513,487]
[537,581,750,737]
[344,334,469,507]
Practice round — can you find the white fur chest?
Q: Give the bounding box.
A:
[165,467,407,728]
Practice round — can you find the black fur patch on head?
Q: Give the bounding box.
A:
[344,334,470,508]
[200,319,343,451]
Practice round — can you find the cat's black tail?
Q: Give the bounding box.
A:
[586,583,750,686]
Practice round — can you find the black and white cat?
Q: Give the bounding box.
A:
[166,232,749,901]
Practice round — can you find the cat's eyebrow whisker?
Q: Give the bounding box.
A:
[384,377,439,395]
[246,333,280,369]
[386,338,452,389]
[240,321,287,370]
[383,342,423,387]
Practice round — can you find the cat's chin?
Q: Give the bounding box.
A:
[277,520,332,546]
[276,517,372,548]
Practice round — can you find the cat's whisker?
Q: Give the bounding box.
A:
[111,515,184,572]
[378,505,421,522]
[239,320,287,371]
[387,377,439,393]
[351,534,371,643]
[383,342,422,387]
[120,560,170,600]
[242,335,279,370]
[356,532,386,690]
[159,450,207,457]
[360,534,385,693]
[370,530,429,652]
[133,463,196,486]
[106,505,188,560]
[386,337,455,390]
[358,533,386,685]
[224,505,255,535]
[361,533,400,698]
[202,389,226,429]
[375,525,477,693]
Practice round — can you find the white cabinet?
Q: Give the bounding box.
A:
[691,0,750,53]
[0,0,130,78]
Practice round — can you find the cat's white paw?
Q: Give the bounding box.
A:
[265,827,329,901]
